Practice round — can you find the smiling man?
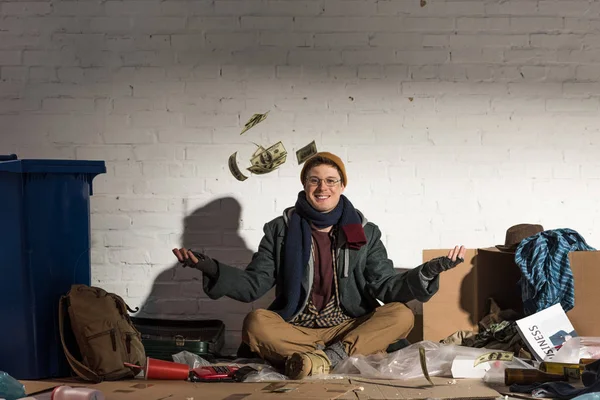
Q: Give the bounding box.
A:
[173,152,465,379]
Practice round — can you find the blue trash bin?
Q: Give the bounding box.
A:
[0,154,106,379]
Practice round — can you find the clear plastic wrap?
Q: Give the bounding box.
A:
[482,357,536,384]
[177,341,535,383]
[240,365,289,382]
[331,341,532,381]
[171,351,211,368]
[552,337,600,364]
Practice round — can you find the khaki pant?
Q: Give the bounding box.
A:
[242,302,414,366]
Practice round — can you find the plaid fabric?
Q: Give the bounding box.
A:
[292,294,353,328]
[515,228,595,315]
[292,235,352,328]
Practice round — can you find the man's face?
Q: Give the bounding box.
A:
[303,164,345,213]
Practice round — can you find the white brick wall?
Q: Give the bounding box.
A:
[3,0,600,355]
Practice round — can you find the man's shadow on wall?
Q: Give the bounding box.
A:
[137,197,256,326]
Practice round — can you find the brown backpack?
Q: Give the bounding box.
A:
[59,284,146,382]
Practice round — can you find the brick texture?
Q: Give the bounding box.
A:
[2,0,598,354]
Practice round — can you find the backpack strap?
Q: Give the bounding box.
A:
[58,295,103,383]
[109,293,139,315]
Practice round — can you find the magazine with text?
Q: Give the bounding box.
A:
[515,303,578,362]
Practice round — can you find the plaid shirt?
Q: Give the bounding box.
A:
[291,234,353,328]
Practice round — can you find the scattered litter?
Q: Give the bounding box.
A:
[447,379,457,385]
[353,387,364,392]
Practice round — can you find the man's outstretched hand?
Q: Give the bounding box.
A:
[447,245,466,263]
[421,245,466,279]
[172,247,204,269]
[172,247,218,277]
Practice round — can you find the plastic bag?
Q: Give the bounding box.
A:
[0,371,26,400]
[331,341,488,379]
[172,351,211,369]
[240,365,288,382]
[218,358,288,382]
[483,357,536,384]
[330,341,529,380]
[552,337,600,364]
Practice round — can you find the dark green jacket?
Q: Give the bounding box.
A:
[203,207,439,321]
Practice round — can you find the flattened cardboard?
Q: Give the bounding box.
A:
[348,376,500,399]
[423,248,600,342]
[20,378,85,395]
[19,379,357,400]
[18,377,503,400]
[244,381,358,399]
[21,381,61,395]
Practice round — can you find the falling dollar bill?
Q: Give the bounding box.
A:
[296,140,318,165]
[250,154,288,171]
[251,144,265,158]
[473,351,514,367]
[228,152,248,182]
[247,165,272,175]
[270,154,286,169]
[240,111,269,135]
[250,141,286,168]
[248,156,287,175]
[419,346,434,386]
[247,141,287,175]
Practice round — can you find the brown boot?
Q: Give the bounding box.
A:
[285,349,331,380]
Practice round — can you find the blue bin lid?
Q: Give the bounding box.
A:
[0,155,106,174]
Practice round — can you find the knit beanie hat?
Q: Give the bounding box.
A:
[300,152,348,186]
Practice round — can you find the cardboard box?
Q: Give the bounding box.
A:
[18,378,501,400]
[422,248,600,342]
[19,377,501,400]
[566,251,600,336]
[19,380,359,400]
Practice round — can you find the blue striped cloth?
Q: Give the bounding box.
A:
[514,228,595,316]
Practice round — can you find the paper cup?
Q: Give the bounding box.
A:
[51,386,105,400]
[145,357,190,380]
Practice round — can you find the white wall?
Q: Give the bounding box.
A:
[2,0,600,354]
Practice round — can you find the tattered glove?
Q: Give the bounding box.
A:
[172,248,218,277]
[421,256,464,279]
[187,250,218,277]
